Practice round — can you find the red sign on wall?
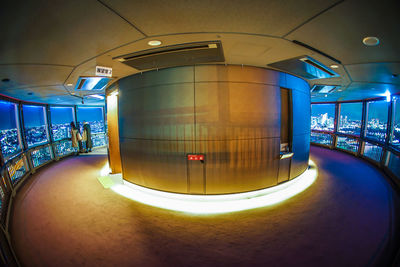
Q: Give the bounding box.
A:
[187,154,205,161]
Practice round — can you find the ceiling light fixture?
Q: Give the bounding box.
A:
[362,36,380,46]
[88,94,105,100]
[66,83,73,86]
[148,40,162,46]
[330,64,339,69]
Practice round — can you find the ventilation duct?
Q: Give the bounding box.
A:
[113,41,225,70]
[268,56,339,79]
[311,84,340,94]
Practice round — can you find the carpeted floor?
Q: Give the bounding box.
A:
[10,146,400,267]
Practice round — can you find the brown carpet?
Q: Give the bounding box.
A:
[10,146,400,267]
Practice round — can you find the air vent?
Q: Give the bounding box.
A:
[311,84,339,93]
[268,56,339,80]
[299,57,336,76]
[75,76,112,91]
[113,41,225,70]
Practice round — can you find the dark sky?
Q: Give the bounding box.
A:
[1,102,104,130]
[50,107,74,124]
[0,101,16,130]
[23,105,46,127]
[77,107,104,122]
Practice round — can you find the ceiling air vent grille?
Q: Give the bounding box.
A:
[113,41,225,70]
[268,56,339,80]
[311,84,339,94]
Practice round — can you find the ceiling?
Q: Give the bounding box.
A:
[0,0,399,104]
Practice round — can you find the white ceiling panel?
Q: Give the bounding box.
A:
[101,0,338,37]
[345,63,400,85]
[0,0,145,66]
[287,0,400,64]
[0,65,72,90]
[311,82,400,102]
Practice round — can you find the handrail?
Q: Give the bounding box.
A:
[311,129,400,158]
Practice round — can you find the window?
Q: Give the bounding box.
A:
[77,107,105,133]
[7,155,29,185]
[50,106,75,141]
[31,145,52,168]
[338,102,362,135]
[0,100,22,159]
[0,175,7,211]
[55,140,76,157]
[92,133,107,147]
[0,180,4,211]
[363,142,382,162]
[23,105,49,148]
[336,136,359,153]
[311,104,335,131]
[311,132,333,146]
[391,96,400,148]
[386,152,400,180]
[366,101,388,142]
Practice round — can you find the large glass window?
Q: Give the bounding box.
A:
[311,104,335,131]
[92,133,107,147]
[55,140,76,157]
[0,179,5,211]
[336,136,359,153]
[386,152,400,180]
[23,105,49,148]
[338,102,362,135]
[363,142,382,162]
[391,96,400,148]
[366,100,388,142]
[50,107,75,141]
[0,100,22,159]
[77,107,105,133]
[31,145,52,168]
[311,132,333,146]
[7,155,29,185]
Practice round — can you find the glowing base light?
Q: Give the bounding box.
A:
[106,160,317,215]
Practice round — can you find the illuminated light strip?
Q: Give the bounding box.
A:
[107,160,317,214]
[100,163,111,177]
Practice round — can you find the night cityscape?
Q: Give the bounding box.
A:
[311,101,400,154]
[0,128,20,158]
[51,123,71,141]
[0,100,107,166]
[25,125,48,147]
[0,100,398,168]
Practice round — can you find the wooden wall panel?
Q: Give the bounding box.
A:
[106,94,122,173]
[117,65,310,194]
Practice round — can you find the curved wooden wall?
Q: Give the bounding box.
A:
[116,65,310,194]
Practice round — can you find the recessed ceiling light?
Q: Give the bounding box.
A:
[66,83,73,86]
[362,36,380,46]
[338,89,343,91]
[330,64,339,69]
[148,40,162,46]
